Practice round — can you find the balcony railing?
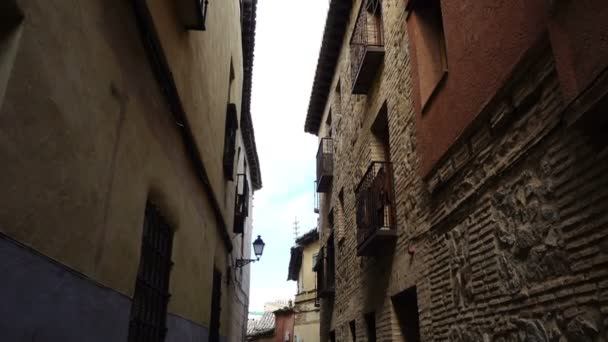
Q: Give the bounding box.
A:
[316,138,334,193]
[350,0,385,94]
[355,161,396,255]
[233,173,249,234]
[314,243,335,299]
[314,181,320,214]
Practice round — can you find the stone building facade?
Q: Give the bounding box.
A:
[0,0,261,341]
[288,229,322,342]
[306,0,608,341]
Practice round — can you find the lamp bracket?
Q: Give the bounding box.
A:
[235,258,259,268]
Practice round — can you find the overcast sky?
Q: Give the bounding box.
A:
[248,0,329,313]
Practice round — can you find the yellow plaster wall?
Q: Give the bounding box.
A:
[299,240,320,293]
[0,0,253,336]
[147,0,245,222]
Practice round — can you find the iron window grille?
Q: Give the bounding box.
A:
[234,173,250,233]
[314,236,336,299]
[128,203,174,342]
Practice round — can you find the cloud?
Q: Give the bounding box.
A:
[248,0,329,313]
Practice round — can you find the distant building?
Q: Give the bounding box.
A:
[264,299,291,313]
[306,0,608,341]
[247,312,276,342]
[247,305,295,342]
[288,229,321,342]
[0,0,261,341]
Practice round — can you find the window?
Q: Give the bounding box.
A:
[209,268,223,342]
[407,0,447,111]
[355,104,396,256]
[337,188,345,241]
[312,253,319,272]
[329,330,336,342]
[392,287,421,342]
[129,203,174,342]
[349,320,356,342]
[176,0,209,31]
[365,313,376,342]
[233,173,249,233]
[228,59,235,102]
[334,81,342,114]
[0,0,24,107]
[223,104,238,180]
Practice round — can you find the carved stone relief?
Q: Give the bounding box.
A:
[446,221,474,310]
[448,307,604,342]
[490,165,569,295]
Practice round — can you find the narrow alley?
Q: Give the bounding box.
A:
[0,0,607,342]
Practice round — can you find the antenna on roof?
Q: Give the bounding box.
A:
[293,217,300,241]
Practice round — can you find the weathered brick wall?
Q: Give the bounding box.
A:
[314,0,608,341]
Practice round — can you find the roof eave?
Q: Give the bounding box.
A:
[304,0,353,135]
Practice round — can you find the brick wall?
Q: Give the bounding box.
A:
[313,0,608,341]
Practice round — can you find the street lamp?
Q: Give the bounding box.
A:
[235,235,265,268]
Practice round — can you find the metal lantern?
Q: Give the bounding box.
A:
[253,235,265,260]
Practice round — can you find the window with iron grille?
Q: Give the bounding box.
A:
[233,173,249,233]
[223,103,238,180]
[128,203,174,342]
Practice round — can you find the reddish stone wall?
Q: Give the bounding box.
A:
[549,0,608,103]
[274,311,295,342]
[409,0,549,176]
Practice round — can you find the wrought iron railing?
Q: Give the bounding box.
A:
[314,243,335,298]
[314,181,320,214]
[316,138,334,189]
[350,0,384,85]
[355,161,394,248]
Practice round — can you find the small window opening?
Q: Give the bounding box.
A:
[223,104,238,180]
[349,320,357,342]
[371,103,391,162]
[334,80,342,115]
[209,268,223,342]
[337,188,345,241]
[392,286,421,342]
[407,0,447,111]
[329,330,336,342]
[365,312,377,342]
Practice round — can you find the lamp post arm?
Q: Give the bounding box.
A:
[235,258,259,268]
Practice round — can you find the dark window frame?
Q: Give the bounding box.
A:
[365,312,377,342]
[128,203,174,342]
[209,268,223,342]
[233,172,249,233]
[406,0,448,113]
[223,103,239,180]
